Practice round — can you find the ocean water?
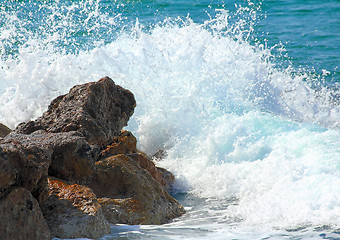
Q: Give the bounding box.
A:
[0,0,339,239]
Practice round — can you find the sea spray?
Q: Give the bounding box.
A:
[0,1,339,237]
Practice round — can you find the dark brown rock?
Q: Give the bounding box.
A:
[89,154,185,224]
[99,130,138,159]
[0,130,98,203]
[99,131,173,192]
[0,148,17,192]
[42,131,98,184]
[0,123,11,138]
[41,177,110,239]
[0,187,50,240]
[156,167,175,193]
[15,77,136,147]
[98,197,145,225]
[7,130,97,184]
[128,152,168,190]
[0,77,184,238]
[0,134,52,205]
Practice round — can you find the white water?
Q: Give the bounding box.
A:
[1,8,339,239]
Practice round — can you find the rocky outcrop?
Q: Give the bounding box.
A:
[155,167,175,193]
[0,123,11,137]
[41,178,110,239]
[90,154,184,224]
[0,148,17,192]
[0,77,184,239]
[99,130,174,192]
[36,131,98,184]
[15,76,136,147]
[99,130,138,158]
[0,134,52,205]
[128,153,172,191]
[0,187,50,240]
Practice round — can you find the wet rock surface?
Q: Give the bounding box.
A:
[90,154,184,224]
[41,178,110,239]
[0,77,184,239]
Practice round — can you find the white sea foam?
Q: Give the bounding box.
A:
[0,3,339,235]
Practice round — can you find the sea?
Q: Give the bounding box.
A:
[0,0,339,239]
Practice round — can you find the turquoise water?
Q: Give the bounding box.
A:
[0,1,339,239]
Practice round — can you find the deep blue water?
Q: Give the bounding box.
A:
[1,0,339,85]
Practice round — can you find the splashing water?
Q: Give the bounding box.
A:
[0,1,339,239]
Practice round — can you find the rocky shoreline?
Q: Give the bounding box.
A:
[0,77,185,239]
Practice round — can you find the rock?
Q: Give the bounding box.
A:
[0,134,52,205]
[42,131,98,184]
[156,167,175,193]
[0,187,50,240]
[150,150,175,191]
[0,130,98,203]
[15,77,136,147]
[152,149,167,160]
[89,154,185,224]
[41,177,110,239]
[0,123,11,138]
[99,131,173,192]
[98,197,145,225]
[0,148,17,193]
[99,130,138,158]
[127,152,168,190]
[4,130,97,185]
[0,77,184,238]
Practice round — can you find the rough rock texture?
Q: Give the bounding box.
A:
[155,167,175,193]
[99,130,138,158]
[0,77,184,239]
[0,187,50,240]
[100,131,174,191]
[41,178,110,239]
[15,77,136,147]
[98,197,145,225]
[0,134,52,205]
[39,131,98,184]
[89,154,185,224]
[0,148,17,192]
[128,153,168,189]
[5,131,97,184]
[0,123,11,138]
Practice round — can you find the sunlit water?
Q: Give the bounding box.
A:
[0,1,339,239]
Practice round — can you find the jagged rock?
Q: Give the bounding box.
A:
[156,167,175,193]
[0,187,50,240]
[15,77,136,147]
[0,134,52,205]
[99,130,138,158]
[89,154,185,224]
[41,131,98,184]
[41,177,110,239]
[0,77,184,239]
[0,148,17,192]
[5,130,97,185]
[99,131,173,192]
[0,123,11,138]
[152,149,167,160]
[127,152,169,190]
[98,197,146,225]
